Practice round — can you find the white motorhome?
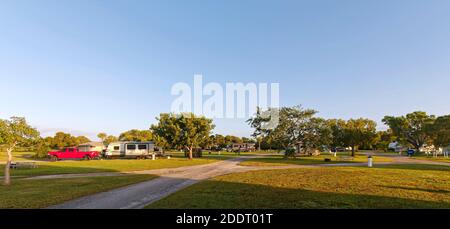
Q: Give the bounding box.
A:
[388,141,405,152]
[105,141,155,159]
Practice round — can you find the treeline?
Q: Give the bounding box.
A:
[3,108,449,160]
[248,106,450,156]
[33,128,253,158]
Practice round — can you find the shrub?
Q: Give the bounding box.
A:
[284,148,297,159]
[34,141,51,159]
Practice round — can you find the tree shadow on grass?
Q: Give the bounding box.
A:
[149,180,450,209]
[240,157,349,166]
[374,164,450,172]
[379,185,450,194]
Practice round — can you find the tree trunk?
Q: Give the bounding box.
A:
[3,148,13,186]
[414,144,422,153]
[407,139,422,153]
[351,145,356,157]
[188,147,193,160]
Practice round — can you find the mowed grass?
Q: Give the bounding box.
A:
[411,155,450,163]
[148,164,450,209]
[0,154,227,178]
[239,154,393,166]
[0,174,156,209]
[169,150,279,158]
[0,151,35,162]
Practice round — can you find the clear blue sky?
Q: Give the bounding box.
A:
[1,0,450,140]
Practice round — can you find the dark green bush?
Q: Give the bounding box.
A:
[33,141,51,159]
[284,148,296,159]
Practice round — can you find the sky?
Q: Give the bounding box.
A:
[1,0,450,140]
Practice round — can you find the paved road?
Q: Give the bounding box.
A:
[48,157,256,209]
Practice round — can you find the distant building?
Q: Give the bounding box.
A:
[78,142,105,153]
[295,141,320,156]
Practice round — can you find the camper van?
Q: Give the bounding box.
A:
[105,142,155,159]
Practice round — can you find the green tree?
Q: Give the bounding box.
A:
[326,119,347,150]
[374,130,396,151]
[241,137,256,144]
[98,132,118,146]
[268,106,318,150]
[0,117,40,185]
[105,135,118,146]
[50,132,75,148]
[224,135,243,145]
[303,117,332,152]
[75,136,91,145]
[34,138,52,159]
[97,133,107,143]
[383,111,436,151]
[342,118,377,156]
[151,113,215,160]
[259,135,283,151]
[248,106,328,156]
[431,115,450,148]
[119,129,153,142]
[44,132,90,149]
[247,107,271,150]
[211,134,227,148]
[152,134,170,151]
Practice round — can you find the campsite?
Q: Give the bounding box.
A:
[1,109,449,209]
[1,2,450,227]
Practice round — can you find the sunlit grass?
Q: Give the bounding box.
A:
[0,174,157,209]
[410,155,450,163]
[0,151,35,162]
[148,164,450,209]
[0,153,226,178]
[239,153,394,166]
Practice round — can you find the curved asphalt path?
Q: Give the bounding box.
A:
[48,157,255,209]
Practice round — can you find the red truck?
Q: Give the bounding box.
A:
[48,147,100,161]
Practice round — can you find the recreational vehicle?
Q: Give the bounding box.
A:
[105,142,155,159]
[78,142,105,153]
[228,143,256,153]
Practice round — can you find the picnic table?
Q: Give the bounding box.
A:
[10,162,38,169]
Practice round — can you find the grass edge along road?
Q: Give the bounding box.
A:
[0,174,157,209]
[148,164,450,209]
[239,154,394,167]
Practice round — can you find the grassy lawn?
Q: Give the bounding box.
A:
[0,151,36,162]
[169,150,279,158]
[410,155,450,163]
[239,154,393,166]
[148,164,450,209]
[0,154,227,178]
[0,174,156,209]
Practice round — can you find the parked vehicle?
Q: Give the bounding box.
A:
[228,143,256,153]
[105,142,155,159]
[79,142,107,158]
[78,142,106,153]
[48,147,100,161]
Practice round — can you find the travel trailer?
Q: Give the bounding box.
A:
[105,142,155,159]
[78,142,105,153]
[229,143,256,152]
